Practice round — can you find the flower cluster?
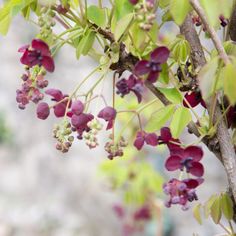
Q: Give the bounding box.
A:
[133,127,204,209]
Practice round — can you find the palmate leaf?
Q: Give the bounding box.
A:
[0,0,36,35]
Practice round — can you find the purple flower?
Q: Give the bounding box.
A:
[133,131,158,150]
[129,0,139,5]
[134,46,169,83]
[45,88,69,118]
[98,106,117,130]
[165,146,204,177]
[18,39,55,72]
[163,178,203,209]
[183,91,206,108]
[116,74,144,103]
[36,102,50,120]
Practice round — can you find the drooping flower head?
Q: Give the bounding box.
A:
[133,131,158,150]
[163,178,203,210]
[18,39,55,72]
[98,106,117,130]
[165,146,204,177]
[116,74,144,103]
[183,91,206,108]
[134,46,169,83]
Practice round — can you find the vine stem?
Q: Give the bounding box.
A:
[189,0,230,65]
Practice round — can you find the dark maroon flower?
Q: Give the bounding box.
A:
[163,178,203,210]
[98,106,116,130]
[133,131,158,150]
[183,91,206,108]
[134,46,169,83]
[226,105,236,128]
[116,74,144,103]
[36,102,50,120]
[165,146,204,177]
[133,206,151,221]
[19,39,55,72]
[219,15,228,27]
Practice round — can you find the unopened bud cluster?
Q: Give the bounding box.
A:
[134,1,156,31]
[38,7,56,41]
[53,120,74,153]
[16,68,48,109]
[105,136,128,160]
[82,119,103,149]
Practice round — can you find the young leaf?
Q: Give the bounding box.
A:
[198,57,219,100]
[193,204,202,225]
[210,197,222,224]
[223,62,236,105]
[220,193,234,220]
[170,107,192,138]
[114,13,133,41]
[170,0,191,25]
[158,88,182,104]
[204,194,218,218]
[145,105,175,132]
[76,29,95,59]
[87,5,107,27]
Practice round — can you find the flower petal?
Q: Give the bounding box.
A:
[32,39,51,56]
[150,46,170,64]
[160,127,172,142]
[145,133,158,146]
[165,155,182,171]
[189,162,204,177]
[134,137,145,150]
[45,89,64,101]
[183,91,201,108]
[183,179,199,189]
[184,146,203,161]
[42,56,55,72]
[146,71,159,83]
[134,60,150,76]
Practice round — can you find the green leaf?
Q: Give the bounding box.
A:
[170,106,192,138]
[210,197,222,224]
[76,29,95,59]
[0,13,11,35]
[198,57,219,100]
[159,0,171,8]
[200,0,233,27]
[223,62,236,105]
[221,193,234,220]
[114,0,133,21]
[158,87,182,104]
[170,0,191,25]
[114,13,133,41]
[193,204,202,225]
[145,105,175,132]
[204,194,218,218]
[158,63,169,84]
[87,5,107,27]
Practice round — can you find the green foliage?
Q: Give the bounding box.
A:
[170,106,192,138]
[170,0,191,25]
[145,105,175,132]
[87,5,107,28]
[193,203,202,225]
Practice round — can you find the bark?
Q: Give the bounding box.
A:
[181,2,236,203]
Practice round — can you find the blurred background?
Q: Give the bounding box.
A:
[0,1,229,235]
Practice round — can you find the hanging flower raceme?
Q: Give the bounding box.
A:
[163,178,203,210]
[134,46,169,83]
[183,91,206,108]
[18,39,55,72]
[165,146,204,177]
[116,74,144,103]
